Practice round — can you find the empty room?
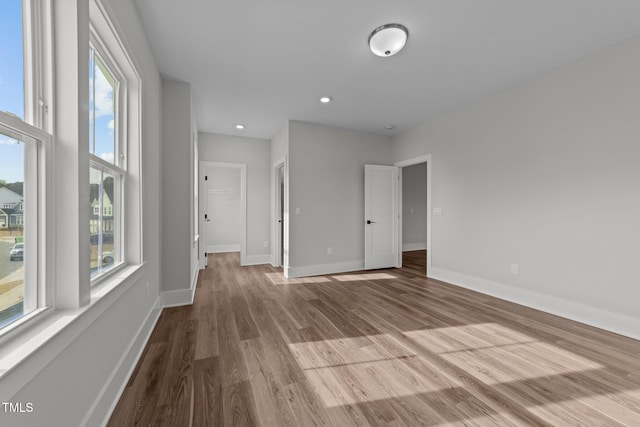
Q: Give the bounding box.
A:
[1,0,640,426]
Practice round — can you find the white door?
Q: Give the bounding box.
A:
[364,164,399,269]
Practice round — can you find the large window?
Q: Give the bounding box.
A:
[0,0,49,331]
[1,0,142,338]
[88,42,125,280]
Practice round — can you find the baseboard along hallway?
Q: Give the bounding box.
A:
[109,252,640,426]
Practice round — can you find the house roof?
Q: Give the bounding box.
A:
[0,186,23,205]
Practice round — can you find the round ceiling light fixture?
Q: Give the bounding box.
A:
[320,96,332,103]
[368,23,409,57]
[369,24,409,57]
[235,124,245,130]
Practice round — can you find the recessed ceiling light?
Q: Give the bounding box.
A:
[368,24,409,57]
[320,96,332,103]
[235,124,245,130]
[385,125,395,130]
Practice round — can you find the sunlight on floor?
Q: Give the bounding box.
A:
[406,323,602,385]
[290,322,604,410]
[534,389,640,424]
[289,334,447,407]
[331,273,397,282]
[265,273,331,285]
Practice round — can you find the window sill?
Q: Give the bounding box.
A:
[0,263,146,397]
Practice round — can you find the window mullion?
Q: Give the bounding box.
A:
[89,153,126,175]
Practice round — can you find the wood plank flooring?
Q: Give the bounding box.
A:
[402,250,427,277]
[109,252,640,426]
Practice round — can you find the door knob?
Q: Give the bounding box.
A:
[366,220,376,224]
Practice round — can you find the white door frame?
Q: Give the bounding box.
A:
[394,154,432,273]
[271,157,287,268]
[200,161,248,265]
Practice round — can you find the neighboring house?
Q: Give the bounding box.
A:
[89,183,114,237]
[0,187,24,229]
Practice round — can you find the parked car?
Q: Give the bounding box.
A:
[102,251,114,267]
[10,242,24,261]
[90,233,114,245]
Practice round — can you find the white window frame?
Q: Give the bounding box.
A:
[88,32,126,283]
[0,0,52,339]
[87,0,143,288]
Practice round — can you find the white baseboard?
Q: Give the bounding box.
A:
[286,260,364,279]
[403,242,427,252]
[242,254,270,266]
[162,287,196,308]
[428,267,640,341]
[207,244,240,253]
[85,295,162,427]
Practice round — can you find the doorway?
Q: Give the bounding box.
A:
[201,161,247,264]
[395,155,432,276]
[272,159,286,268]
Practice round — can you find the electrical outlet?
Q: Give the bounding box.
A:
[327,247,332,255]
[263,240,269,248]
[295,207,301,216]
[145,282,150,300]
[511,264,519,275]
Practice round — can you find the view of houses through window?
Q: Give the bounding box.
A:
[0,144,25,328]
[89,44,120,278]
[90,167,116,276]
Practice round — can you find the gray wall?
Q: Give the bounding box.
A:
[392,35,640,338]
[288,121,391,276]
[161,80,198,293]
[402,162,427,250]
[271,125,289,165]
[199,132,271,263]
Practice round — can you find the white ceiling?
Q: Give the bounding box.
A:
[134,0,640,140]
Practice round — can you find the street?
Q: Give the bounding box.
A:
[0,238,23,281]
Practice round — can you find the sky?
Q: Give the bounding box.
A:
[1,0,115,184]
[0,0,24,184]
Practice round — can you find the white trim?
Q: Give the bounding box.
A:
[394,154,432,271]
[0,264,144,396]
[81,295,162,427]
[402,242,427,251]
[162,285,196,308]
[428,267,640,341]
[207,244,240,253]
[286,260,364,279]
[244,254,271,266]
[200,161,248,266]
[271,157,286,267]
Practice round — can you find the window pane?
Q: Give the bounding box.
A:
[90,167,117,277]
[0,135,26,328]
[0,0,24,119]
[89,51,116,164]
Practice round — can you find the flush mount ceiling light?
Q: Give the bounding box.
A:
[320,96,332,103]
[368,23,409,57]
[385,125,395,130]
[235,124,245,130]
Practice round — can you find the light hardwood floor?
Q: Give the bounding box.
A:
[109,251,640,426]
